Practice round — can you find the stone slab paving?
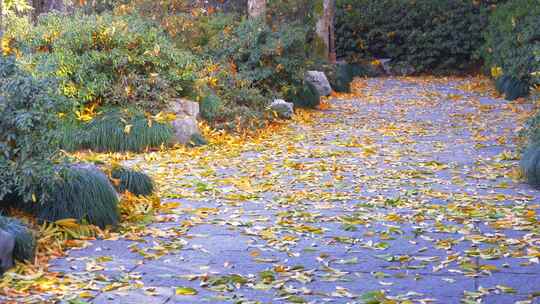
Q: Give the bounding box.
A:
[48,77,540,303]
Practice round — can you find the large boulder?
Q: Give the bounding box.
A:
[270,99,294,119]
[170,98,200,118]
[305,71,332,97]
[168,99,205,146]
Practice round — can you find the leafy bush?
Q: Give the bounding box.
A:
[481,0,540,99]
[59,109,174,153]
[115,2,315,129]
[111,166,154,196]
[335,0,487,74]
[18,12,198,113]
[207,17,309,98]
[0,215,36,262]
[17,164,120,228]
[0,56,66,203]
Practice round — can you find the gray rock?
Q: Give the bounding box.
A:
[0,229,15,274]
[269,99,294,119]
[377,59,416,76]
[168,99,203,145]
[379,58,393,75]
[305,71,332,96]
[170,117,201,145]
[169,98,200,118]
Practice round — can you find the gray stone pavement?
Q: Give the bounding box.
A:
[43,78,540,303]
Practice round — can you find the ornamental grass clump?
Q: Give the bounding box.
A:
[19,164,120,229]
[60,109,174,153]
[520,144,540,187]
[111,166,155,196]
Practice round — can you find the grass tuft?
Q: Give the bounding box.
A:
[291,81,321,108]
[495,75,530,101]
[20,164,120,229]
[520,144,540,187]
[111,167,155,196]
[60,109,174,153]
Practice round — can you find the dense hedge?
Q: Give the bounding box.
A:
[481,0,540,100]
[335,0,487,74]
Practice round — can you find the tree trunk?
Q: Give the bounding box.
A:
[315,0,336,63]
[247,0,265,18]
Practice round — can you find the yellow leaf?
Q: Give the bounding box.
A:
[54,218,80,229]
[175,287,197,295]
[79,291,93,298]
[124,124,133,134]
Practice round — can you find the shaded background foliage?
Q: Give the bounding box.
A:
[335,0,488,74]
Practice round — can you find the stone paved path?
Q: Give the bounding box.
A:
[49,78,540,304]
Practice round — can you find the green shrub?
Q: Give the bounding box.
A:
[207,17,310,99]
[0,215,36,262]
[335,0,486,74]
[111,167,155,196]
[18,164,120,229]
[18,12,198,112]
[481,0,540,99]
[0,56,66,204]
[59,109,174,153]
